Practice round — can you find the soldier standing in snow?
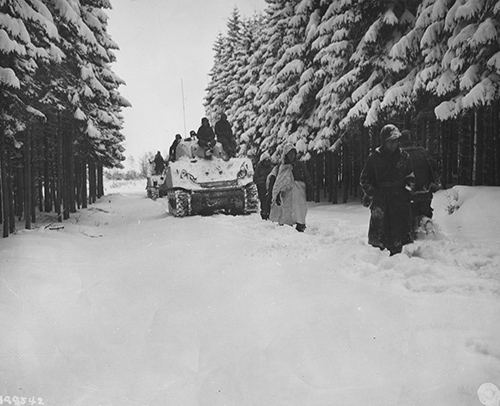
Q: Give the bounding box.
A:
[215,113,237,158]
[360,124,415,256]
[400,130,441,234]
[253,151,273,220]
[269,143,311,232]
[169,134,182,162]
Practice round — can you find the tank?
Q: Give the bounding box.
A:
[159,140,259,217]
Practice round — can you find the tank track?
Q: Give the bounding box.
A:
[147,187,159,200]
[243,183,259,214]
[167,183,258,217]
[167,190,191,217]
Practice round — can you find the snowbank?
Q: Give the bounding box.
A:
[104,178,146,195]
[433,185,500,243]
[0,183,499,406]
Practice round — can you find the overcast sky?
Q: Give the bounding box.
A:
[107,0,266,166]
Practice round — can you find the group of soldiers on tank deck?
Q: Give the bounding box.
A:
[150,112,237,175]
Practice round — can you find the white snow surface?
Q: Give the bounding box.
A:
[0,182,499,406]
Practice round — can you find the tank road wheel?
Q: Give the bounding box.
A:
[243,183,259,214]
[167,190,191,217]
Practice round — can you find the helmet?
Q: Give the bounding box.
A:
[380,124,402,143]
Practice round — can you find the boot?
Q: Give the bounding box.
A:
[389,247,402,256]
[296,223,306,232]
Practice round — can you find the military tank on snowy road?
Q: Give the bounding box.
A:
[157,140,258,217]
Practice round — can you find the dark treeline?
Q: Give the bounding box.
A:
[205,1,500,202]
[0,0,129,238]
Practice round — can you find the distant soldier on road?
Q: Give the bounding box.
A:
[151,151,165,175]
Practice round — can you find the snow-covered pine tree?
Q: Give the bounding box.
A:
[0,0,128,237]
[228,14,266,158]
[429,0,500,120]
[275,0,323,159]
[205,8,244,125]
[80,0,129,199]
[205,0,500,196]
[339,1,419,131]
[253,0,300,161]
[311,0,364,148]
[385,0,436,117]
[0,0,64,234]
[205,33,225,123]
[43,0,128,208]
[224,8,245,112]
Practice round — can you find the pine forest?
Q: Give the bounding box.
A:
[0,0,129,238]
[205,0,500,203]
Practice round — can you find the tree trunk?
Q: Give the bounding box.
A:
[17,166,23,221]
[97,162,104,198]
[495,103,500,185]
[88,159,96,204]
[63,128,70,220]
[75,156,81,209]
[342,145,350,204]
[57,114,64,221]
[0,158,2,225]
[332,151,338,204]
[43,135,52,212]
[24,128,32,230]
[68,127,76,213]
[482,107,489,184]
[326,151,332,202]
[37,165,42,213]
[82,160,88,208]
[8,162,15,234]
[456,119,462,184]
[53,156,60,217]
[472,109,478,186]
[314,154,321,203]
[32,163,37,224]
[1,134,9,238]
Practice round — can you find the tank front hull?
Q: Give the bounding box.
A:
[167,183,259,217]
[191,188,245,215]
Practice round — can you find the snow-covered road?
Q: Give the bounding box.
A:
[1,181,499,406]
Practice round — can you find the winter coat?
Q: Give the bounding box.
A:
[215,119,237,157]
[402,146,440,192]
[403,146,440,220]
[253,160,273,186]
[269,144,311,226]
[360,146,415,252]
[197,124,216,149]
[291,160,312,187]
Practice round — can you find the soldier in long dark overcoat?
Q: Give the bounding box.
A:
[253,152,274,219]
[360,124,415,255]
